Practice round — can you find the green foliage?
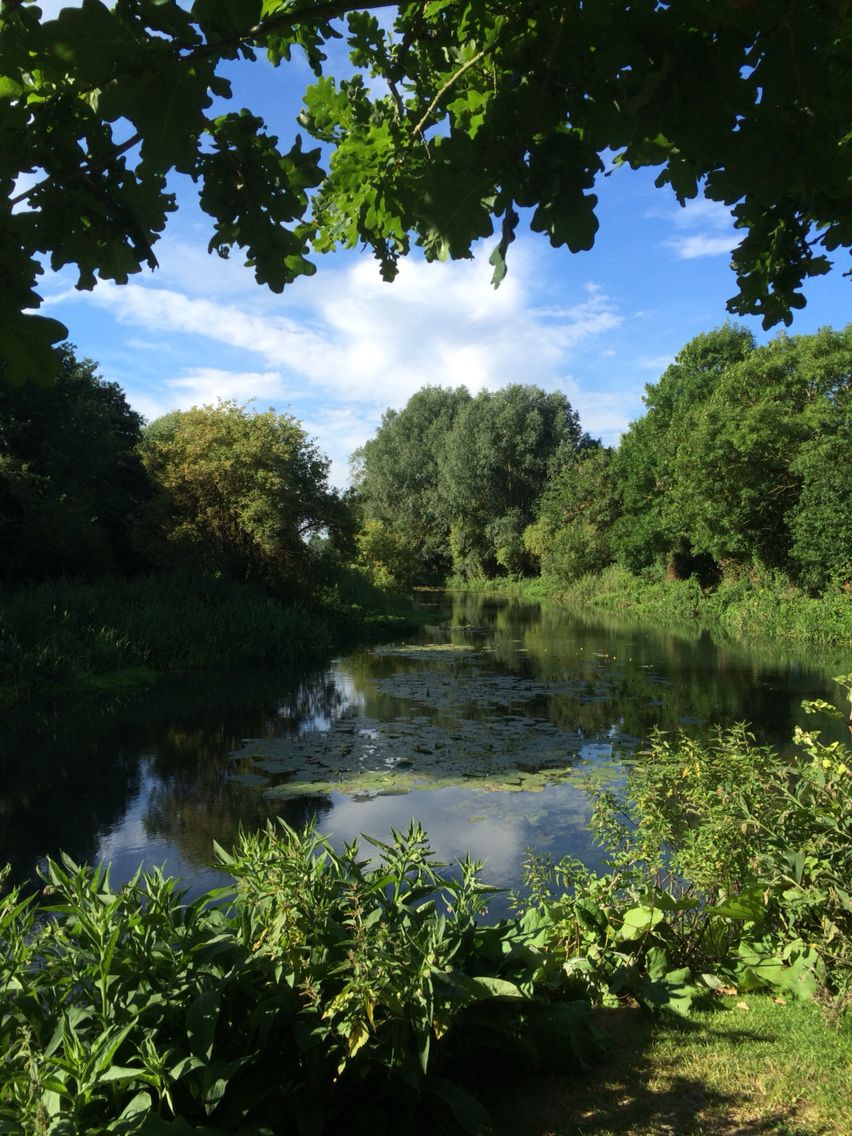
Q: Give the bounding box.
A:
[4,1,850,381]
[611,324,756,576]
[353,386,470,581]
[0,823,597,1134]
[0,344,149,580]
[788,411,852,591]
[518,683,852,1014]
[525,447,619,582]
[441,386,588,578]
[546,563,852,649]
[140,400,344,590]
[355,517,421,589]
[0,573,331,704]
[356,384,589,583]
[667,326,852,574]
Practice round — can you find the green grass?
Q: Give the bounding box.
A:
[453,565,852,649]
[487,995,852,1136]
[0,569,428,706]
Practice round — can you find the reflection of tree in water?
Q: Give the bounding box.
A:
[406,591,840,752]
[0,705,141,889]
[136,676,345,867]
[143,768,332,868]
[274,669,365,731]
[0,666,342,889]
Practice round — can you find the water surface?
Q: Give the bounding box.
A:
[2,592,847,900]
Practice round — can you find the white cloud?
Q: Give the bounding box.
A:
[672,234,735,260]
[658,195,737,260]
[51,233,630,481]
[669,198,733,230]
[165,368,294,406]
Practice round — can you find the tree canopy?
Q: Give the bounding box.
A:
[140,400,345,586]
[0,343,149,579]
[354,383,588,581]
[553,322,852,590]
[2,0,850,382]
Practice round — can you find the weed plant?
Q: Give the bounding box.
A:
[0,569,421,706]
[514,678,852,1015]
[533,564,852,648]
[0,823,595,1136]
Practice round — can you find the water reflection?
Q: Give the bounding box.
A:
[0,592,846,897]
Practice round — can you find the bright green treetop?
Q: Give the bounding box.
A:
[2,0,850,382]
[140,400,344,585]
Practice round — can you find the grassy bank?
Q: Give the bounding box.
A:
[0,569,426,706]
[489,995,852,1136]
[450,565,852,648]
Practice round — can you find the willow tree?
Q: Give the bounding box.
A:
[2,0,850,382]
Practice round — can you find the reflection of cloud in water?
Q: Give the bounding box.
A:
[317,783,605,896]
[94,761,230,898]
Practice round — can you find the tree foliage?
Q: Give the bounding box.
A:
[3,0,851,381]
[441,385,588,576]
[518,323,851,595]
[524,447,619,583]
[140,400,344,588]
[666,326,852,574]
[355,383,588,581]
[0,343,148,580]
[353,385,469,580]
[611,324,756,575]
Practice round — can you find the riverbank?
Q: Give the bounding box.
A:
[488,996,852,1136]
[449,565,852,649]
[0,569,430,707]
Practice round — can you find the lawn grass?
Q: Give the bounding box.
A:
[486,996,852,1136]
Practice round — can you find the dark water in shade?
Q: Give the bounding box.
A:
[1,592,848,903]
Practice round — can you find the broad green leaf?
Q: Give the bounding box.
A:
[619,904,664,940]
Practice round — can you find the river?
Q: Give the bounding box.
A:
[2,592,847,903]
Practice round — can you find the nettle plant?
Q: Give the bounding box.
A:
[515,677,852,1013]
[0,822,594,1136]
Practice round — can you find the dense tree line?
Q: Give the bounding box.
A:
[4,327,848,603]
[353,385,592,583]
[355,324,852,595]
[0,346,350,597]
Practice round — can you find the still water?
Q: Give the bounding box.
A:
[2,592,847,900]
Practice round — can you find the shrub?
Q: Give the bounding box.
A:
[516,679,852,1013]
[0,823,596,1135]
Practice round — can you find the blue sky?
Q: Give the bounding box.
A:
[30,7,852,487]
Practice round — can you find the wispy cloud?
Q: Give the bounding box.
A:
[660,196,736,261]
[673,234,735,260]
[50,234,630,483]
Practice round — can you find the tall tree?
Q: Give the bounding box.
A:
[140,401,343,588]
[667,325,852,574]
[612,324,755,575]
[440,384,588,576]
[3,1,850,381]
[353,385,470,579]
[0,344,149,580]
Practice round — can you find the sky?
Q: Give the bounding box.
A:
[29,6,852,488]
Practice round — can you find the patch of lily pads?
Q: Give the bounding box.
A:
[225,640,635,801]
[369,642,479,660]
[228,708,633,801]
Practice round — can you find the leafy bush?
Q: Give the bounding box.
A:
[0,823,596,1135]
[516,679,852,1014]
